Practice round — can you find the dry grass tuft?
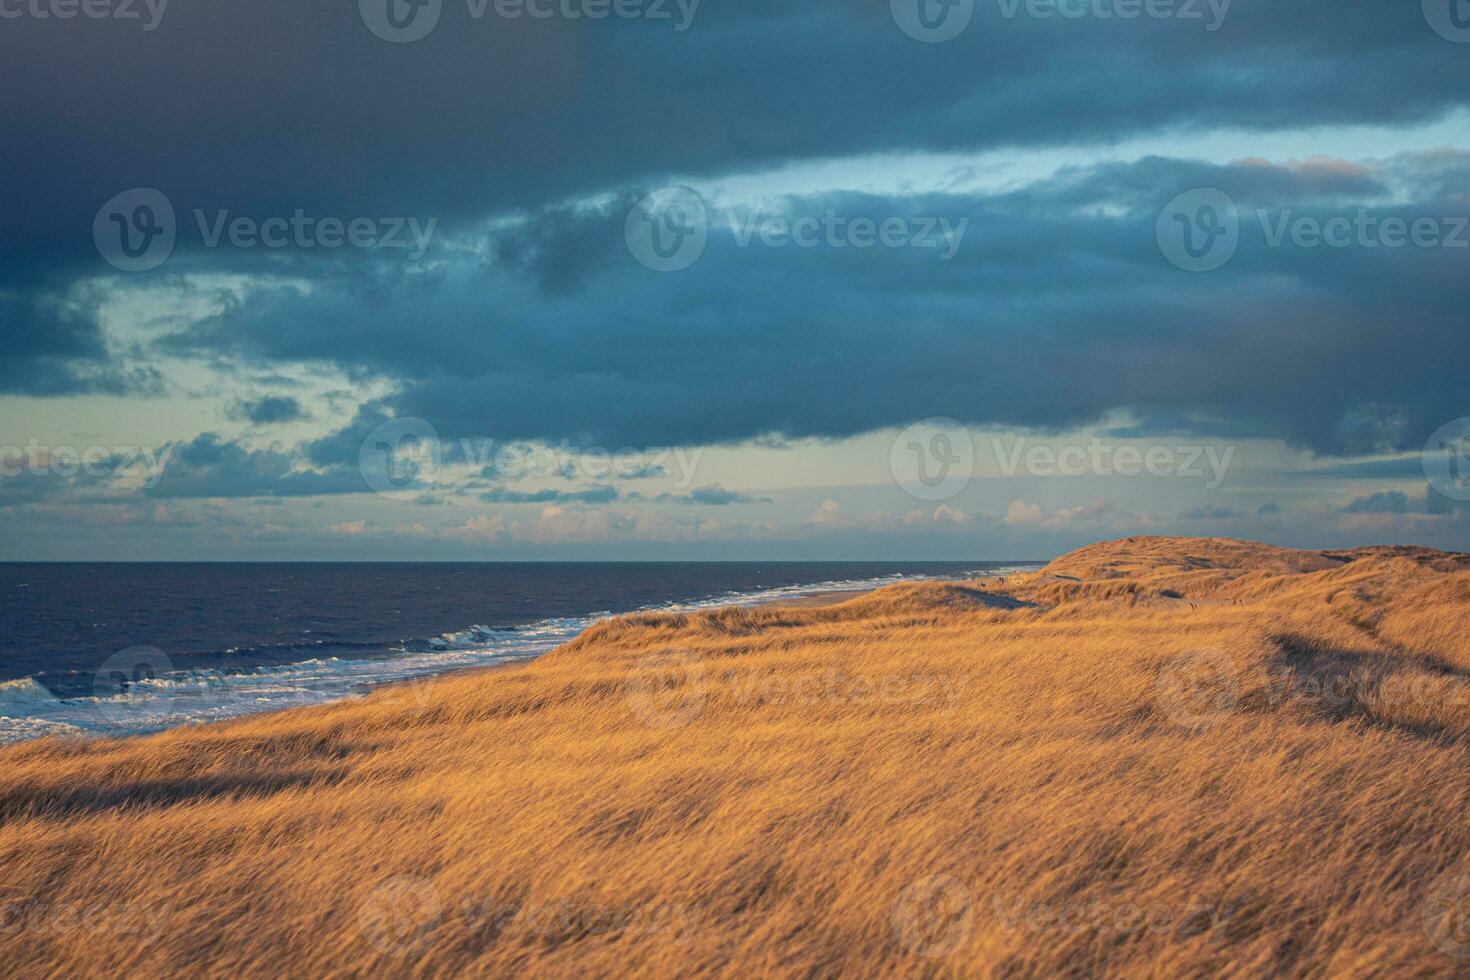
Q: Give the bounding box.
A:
[3,535,1470,977]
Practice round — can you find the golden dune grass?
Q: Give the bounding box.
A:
[3,536,1470,977]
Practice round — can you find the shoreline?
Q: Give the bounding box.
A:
[754,587,875,609]
[2,569,1038,746]
[357,576,971,693]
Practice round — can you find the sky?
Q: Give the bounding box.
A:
[1,0,1468,560]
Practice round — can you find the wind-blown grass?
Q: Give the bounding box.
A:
[2,536,1470,977]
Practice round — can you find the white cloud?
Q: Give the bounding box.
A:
[810,499,843,525]
[1005,500,1045,526]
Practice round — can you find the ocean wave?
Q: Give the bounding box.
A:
[0,565,1039,745]
[0,716,85,741]
[0,677,60,710]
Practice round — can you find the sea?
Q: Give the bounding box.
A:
[0,560,1040,744]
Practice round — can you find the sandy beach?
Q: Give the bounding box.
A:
[757,588,875,608]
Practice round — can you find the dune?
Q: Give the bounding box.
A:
[3,536,1470,976]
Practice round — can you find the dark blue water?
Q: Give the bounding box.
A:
[0,562,1031,699]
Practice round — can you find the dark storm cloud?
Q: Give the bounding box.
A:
[652,486,774,506]
[8,3,1457,214]
[227,395,311,425]
[1299,456,1427,480]
[0,447,150,506]
[479,485,620,504]
[1428,489,1470,515]
[474,484,769,505]
[158,150,1470,464]
[1343,490,1411,514]
[0,465,99,507]
[1,0,1464,289]
[0,289,150,396]
[3,1,1467,463]
[145,434,365,498]
[1101,411,1260,441]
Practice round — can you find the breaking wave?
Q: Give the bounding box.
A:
[0,566,1036,745]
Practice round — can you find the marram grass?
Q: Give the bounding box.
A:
[3,536,1470,977]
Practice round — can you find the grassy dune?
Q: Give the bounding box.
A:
[4,536,1470,976]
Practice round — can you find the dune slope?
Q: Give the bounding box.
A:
[3,536,1470,977]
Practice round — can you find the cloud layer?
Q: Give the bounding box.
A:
[2,1,1468,556]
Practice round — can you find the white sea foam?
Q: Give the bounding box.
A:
[0,566,1038,745]
[0,677,59,709]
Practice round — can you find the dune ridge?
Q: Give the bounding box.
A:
[2,536,1469,976]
